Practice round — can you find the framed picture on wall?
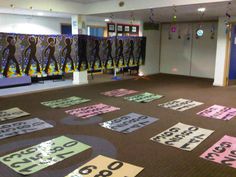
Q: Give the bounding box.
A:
[117,24,124,33]
[131,26,139,34]
[124,25,130,32]
[107,23,115,32]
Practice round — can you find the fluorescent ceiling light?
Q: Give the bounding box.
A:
[37,12,44,16]
[198,7,206,12]
[105,18,110,22]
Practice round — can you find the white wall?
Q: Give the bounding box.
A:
[0,14,70,35]
[160,23,192,76]
[86,16,143,36]
[139,30,160,75]
[160,22,217,79]
[191,23,217,78]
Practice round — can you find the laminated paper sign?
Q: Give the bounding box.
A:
[0,118,53,140]
[0,136,91,175]
[65,155,144,177]
[101,89,138,97]
[0,107,30,122]
[197,105,236,120]
[100,113,158,133]
[150,122,214,151]
[65,103,120,119]
[200,135,236,168]
[125,92,163,103]
[158,98,203,111]
[41,96,90,108]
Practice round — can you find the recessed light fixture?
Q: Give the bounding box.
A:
[105,18,110,22]
[37,12,44,16]
[198,7,206,12]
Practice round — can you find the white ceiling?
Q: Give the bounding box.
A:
[95,1,236,22]
[66,0,110,3]
[0,0,235,22]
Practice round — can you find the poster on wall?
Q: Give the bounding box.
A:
[22,34,43,77]
[200,135,236,168]
[0,33,24,78]
[131,26,139,34]
[65,155,144,177]
[59,35,77,73]
[102,37,116,69]
[0,136,91,175]
[0,33,79,78]
[0,32,146,78]
[107,23,116,32]
[197,105,236,121]
[40,35,62,76]
[137,37,146,65]
[86,35,104,71]
[124,25,131,32]
[117,24,124,33]
[116,36,146,68]
[150,122,214,151]
[78,35,88,71]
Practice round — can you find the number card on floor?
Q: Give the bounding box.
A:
[158,98,203,111]
[150,123,214,151]
[0,107,30,122]
[100,113,158,133]
[65,103,120,119]
[124,92,163,103]
[101,89,138,97]
[0,118,53,140]
[41,96,90,108]
[197,105,236,120]
[0,136,91,175]
[200,135,236,168]
[65,155,144,177]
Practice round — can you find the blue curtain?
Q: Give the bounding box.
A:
[90,27,104,37]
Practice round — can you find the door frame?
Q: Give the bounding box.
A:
[225,23,236,86]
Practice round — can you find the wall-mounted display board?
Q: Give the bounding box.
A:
[107,23,140,37]
[0,33,78,78]
[116,36,146,67]
[0,32,146,79]
[107,23,115,32]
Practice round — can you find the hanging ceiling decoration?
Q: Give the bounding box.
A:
[130,11,135,24]
[171,5,177,33]
[109,13,114,23]
[186,24,191,40]
[225,1,232,34]
[211,24,216,39]
[168,24,172,40]
[144,9,159,30]
[149,8,155,24]
[196,7,205,39]
[178,24,182,39]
